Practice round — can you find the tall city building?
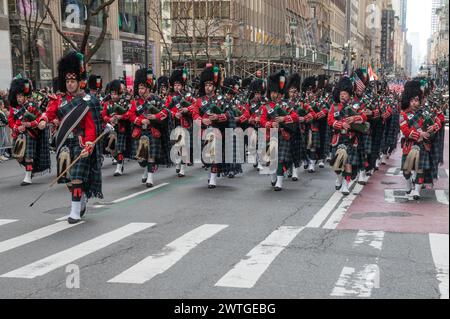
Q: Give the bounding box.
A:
[432,0,444,33]
[408,32,421,76]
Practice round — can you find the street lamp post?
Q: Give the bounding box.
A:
[290,19,298,74]
[144,0,148,69]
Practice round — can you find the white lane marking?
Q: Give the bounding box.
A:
[0,219,18,227]
[386,167,398,176]
[331,264,380,298]
[54,183,171,220]
[215,226,305,289]
[429,234,449,299]
[0,221,84,254]
[1,223,154,279]
[306,181,356,228]
[93,183,170,208]
[322,183,365,230]
[435,190,449,206]
[352,231,385,251]
[109,224,228,284]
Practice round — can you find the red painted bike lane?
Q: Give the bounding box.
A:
[337,127,449,234]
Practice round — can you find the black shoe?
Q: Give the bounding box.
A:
[274,187,282,192]
[292,177,298,182]
[208,184,216,189]
[178,173,185,178]
[228,173,235,179]
[68,217,81,224]
[142,178,147,184]
[271,181,276,187]
[146,183,153,188]
[20,181,32,187]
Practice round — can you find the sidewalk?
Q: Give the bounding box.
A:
[337,127,449,234]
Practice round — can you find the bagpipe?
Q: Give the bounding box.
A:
[267,102,296,133]
[341,102,370,135]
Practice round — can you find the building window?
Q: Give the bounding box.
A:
[118,0,145,34]
[61,0,104,29]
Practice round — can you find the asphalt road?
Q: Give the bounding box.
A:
[0,150,448,299]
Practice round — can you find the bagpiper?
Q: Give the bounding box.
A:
[38,51,103,224]
[400,80,443,200]
[222,76,247,178]
[328,77,368,195]
[102,79,132,176]
[299,76,319,173]
[195,66,235,189]
[167,68,197,177]
[260,70,299,191]
[8,76,51,186]
[128,68,173,188]
[284,73,303,181]
[247,78,267,171]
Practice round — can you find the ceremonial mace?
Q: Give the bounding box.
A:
[29,124,114,207]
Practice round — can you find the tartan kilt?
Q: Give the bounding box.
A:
[330,135,363,168]
[117,132,127,153]
[24,132,37,160]
[134,129,162,165]
[317,119,330,158]
[278,134,293,165]
[370,119,383,156]
[401,143,432,171]
[311,130,321,150]
[385,113,400,149]
[56,138,91,184]
[360,133,372,155]
[290,127,303,167]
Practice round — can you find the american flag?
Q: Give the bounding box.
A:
[354,73,366,92]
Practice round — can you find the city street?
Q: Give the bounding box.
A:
[0,129,448,299]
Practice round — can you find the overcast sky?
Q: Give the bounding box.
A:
[406,0,432,59]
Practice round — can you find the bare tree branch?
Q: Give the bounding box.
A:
[43,2,78,50]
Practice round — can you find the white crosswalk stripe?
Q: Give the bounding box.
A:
[0,219,18,227]
[108,224,228,284]
[0,223,154,279]
[331,230,384,298]
[429,234,449,299]
[215,226,304,289]
[0,221,84,254]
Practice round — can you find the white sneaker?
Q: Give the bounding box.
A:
[412,184,421,200]
[335,175,343,190]
[146,173,154,188]
[209,173,217,189]
[142,169,148,184]
[68,201,81,224]
[21,171,32,186]
[271,174,277,187]
[275,176,283,191]
[0,155,8,161]
[292,167,299,181]
[358,170,367,185]
[405,178,413,194]
[114,163,124,176]
[308,161,316,173]
[341,180,350,196]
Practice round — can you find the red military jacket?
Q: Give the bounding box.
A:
[39,94,96,147]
